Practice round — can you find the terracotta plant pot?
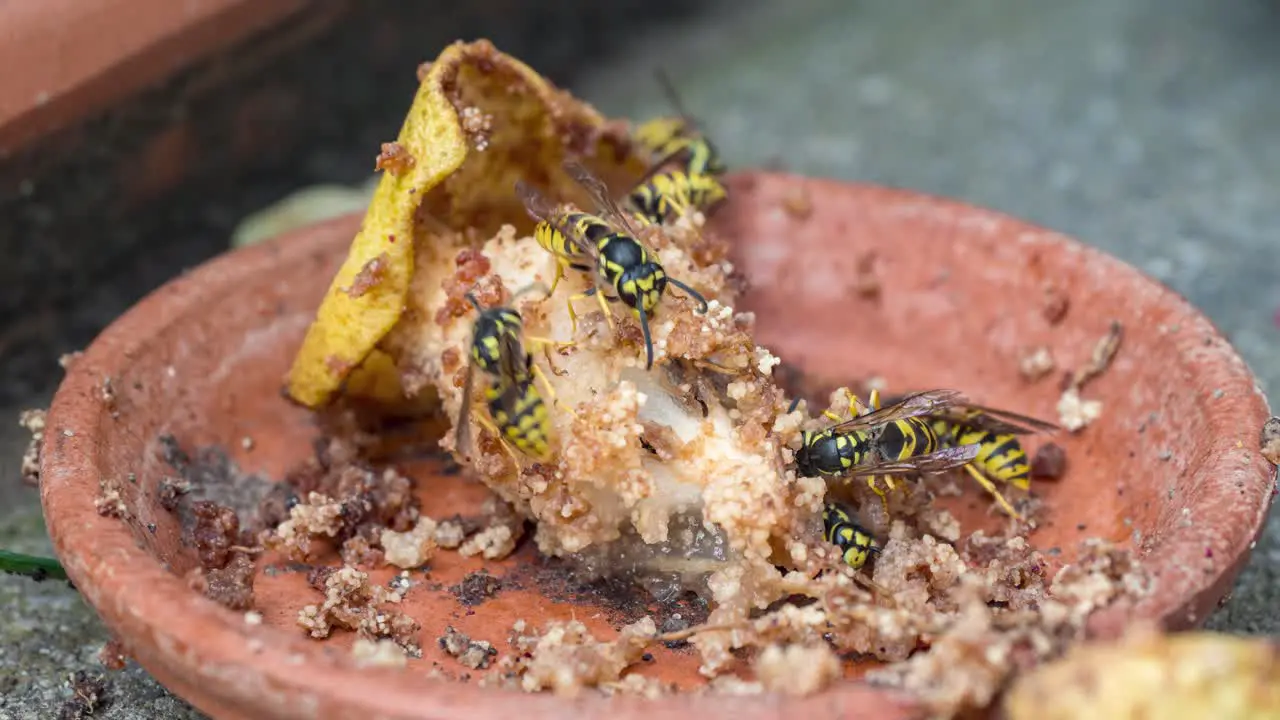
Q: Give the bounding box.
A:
[40,174,1275,720]
[0,0,325,151]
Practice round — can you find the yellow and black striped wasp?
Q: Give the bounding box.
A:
[516,160,710,371]
[627,69,728,225]
[789,388,981,513]
[632,68,727,178]
[823,502,881,571]
[880,393,1061,520]
[454,290,559,464]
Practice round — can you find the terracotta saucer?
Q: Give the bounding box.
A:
[40,173,1276,720]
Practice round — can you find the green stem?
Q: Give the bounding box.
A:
[0,549,69,582]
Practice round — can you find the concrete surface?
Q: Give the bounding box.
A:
[3,0,1279,716]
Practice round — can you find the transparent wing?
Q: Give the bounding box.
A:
[454,361,477,460]
[562,159,644,239]
[515,178,599,264]
[930,404,1061,435]
[845,444,981,478]
[824,389,967,434]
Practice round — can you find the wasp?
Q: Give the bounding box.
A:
[516,160,710,371]
[627,69,729,226]
[628,170,727,226]
[823,502,881,571]
[454,290,559,464]
[880,394,1060,520]
[632,68,726,178]
[789,388,981,512]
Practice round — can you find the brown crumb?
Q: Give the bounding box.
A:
[1041,285,1070,325]
[1031,443,1068,480]
[434,519,467,549]
[506,617,657,697]
[58,671,108,720]
[853,252,880,299]
[156,476,192,512]
[190,500,241,570]
[416,62,431,82]
[779,185,812,219]
[374,142,415,176]
[199,553,256,611]
[343,252,391,299]
[94,480,126,519]
[459,106,494,151]
[100,376,118,417]
[754,642,842,697]
[19,408,45,486]
[458,498,523,560]
[1260,417,1280,466]
[97,638,129,671]
[297,565,421,655]
[1056,321,1122,431]
[451,570,502,607]
[1069,320,1123,390]
[1018,346,1055,382]
[433,248,502,325]
[381,516,438,569]
[439,625,498,669]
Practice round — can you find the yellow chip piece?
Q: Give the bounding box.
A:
[285,39,645,408]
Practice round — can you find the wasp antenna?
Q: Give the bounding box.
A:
[666,277,709,314]
[638,307,655,371]
[787,396,803,415]
[464,291,485,313]
[653,66,693,122]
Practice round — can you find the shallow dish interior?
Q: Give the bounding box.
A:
[41,173,1274,719]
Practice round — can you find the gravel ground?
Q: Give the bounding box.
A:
[2,0,1278,716]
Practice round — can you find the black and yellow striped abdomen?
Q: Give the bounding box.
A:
[484,376,551,461]
[929,419,1031,490]
[877,417,940,461]
[633,118,726,177]
[469,307,526,378]
[823,503,880,570]
[628,170,727,224]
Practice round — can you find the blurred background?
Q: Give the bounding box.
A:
[2,0,1278,715]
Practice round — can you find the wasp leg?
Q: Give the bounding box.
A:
[594,291,616,331]
[868,388,882,412]
[692,358,738,374]
[547,263,565,297]
[530,364,578,421]
[473,413,523,468]
[567,288,614,337]
[864,474,897,516]
[962,463,1023,520]
[844,388,871,418]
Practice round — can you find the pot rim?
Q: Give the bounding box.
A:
[39,173,1275,719]
[0,0,315,152]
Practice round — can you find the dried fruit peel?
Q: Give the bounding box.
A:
[1002,629,1280,719]
[285,39,643,408]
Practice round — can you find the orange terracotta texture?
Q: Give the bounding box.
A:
[0,0,327,152]
[40,172,1275,719]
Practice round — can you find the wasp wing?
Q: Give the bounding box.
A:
[454,360,478,461]
[562,159,645,239]
[824,388,967,434]
[913,403,1060,436]
[515,179,599,265]
[844,443,981,478]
